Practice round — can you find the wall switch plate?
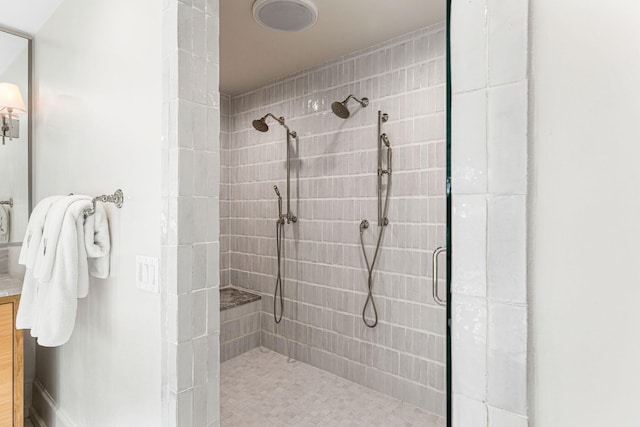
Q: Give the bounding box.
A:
[136,256,159,293]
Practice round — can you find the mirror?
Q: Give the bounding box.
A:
[0,27,31,248]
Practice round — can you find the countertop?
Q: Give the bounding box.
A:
[0,275,22,297]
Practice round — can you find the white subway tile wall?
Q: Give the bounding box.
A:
[162,0,220,425]
[220,23,447,417]
[451,0,529,425]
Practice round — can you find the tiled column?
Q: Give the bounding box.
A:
[162,0,221,425]
[451,0,529,425]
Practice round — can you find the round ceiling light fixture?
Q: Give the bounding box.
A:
[253,0,318,32]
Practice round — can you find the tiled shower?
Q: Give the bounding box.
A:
[0,0,545,423]
[220,23,447,416]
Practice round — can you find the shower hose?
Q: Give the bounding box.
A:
[274,218,284,324]
[360,150,392,328]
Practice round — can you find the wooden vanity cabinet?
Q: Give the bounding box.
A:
[0,295,22,427]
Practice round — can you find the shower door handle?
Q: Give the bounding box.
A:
[432,246,447,306]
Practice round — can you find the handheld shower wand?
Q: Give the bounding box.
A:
[273,185,285,324]
[274,185,284,224]
[359,111,393,328]
[380,133,392,175]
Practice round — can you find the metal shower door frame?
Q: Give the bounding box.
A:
[445,0,453,425]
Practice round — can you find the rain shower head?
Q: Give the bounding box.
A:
[252,118,269,132]
[331,95,369,119]
[331,101,350,119]
[252,113,297,137]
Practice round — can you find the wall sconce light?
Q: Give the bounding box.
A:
[0,82,26,145]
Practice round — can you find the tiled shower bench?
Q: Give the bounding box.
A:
[220,287,261,362]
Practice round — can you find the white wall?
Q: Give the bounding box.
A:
[31,0,163,425]
[530,1,640,425]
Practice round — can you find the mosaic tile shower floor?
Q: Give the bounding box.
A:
[221,347,446,426]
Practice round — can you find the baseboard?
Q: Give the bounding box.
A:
[29,407,46,427]
[31,379,76,427]
[25,379,34,415]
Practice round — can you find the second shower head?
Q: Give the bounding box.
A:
[331,95,369,119]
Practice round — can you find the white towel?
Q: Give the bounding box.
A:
[0,205,9,243]
[30,200,91,347]
[16,195,65,330]
[84,202,110,283]
[32,195,91,284]
[16,269,38,329]
[17,195,113,346]
[18,195,63,267]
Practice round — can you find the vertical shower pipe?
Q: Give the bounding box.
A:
[286,129,297,223]
[360,109,392,328]
[273,125,296,327]
[252,113,297,223]
[252,113,298,326]
[377,110,389,226]
[378,111,382,225]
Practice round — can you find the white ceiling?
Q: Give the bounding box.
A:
[0,0,63,77]
[220,0,445,94]
[0,33,28,77]
[0,0,64,34]
[0,0,445,95]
